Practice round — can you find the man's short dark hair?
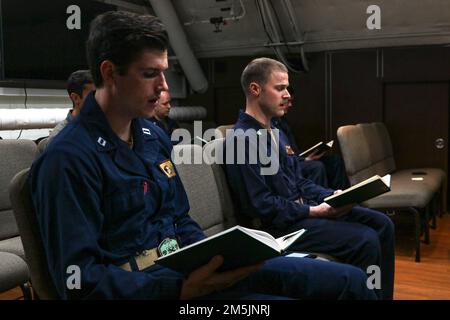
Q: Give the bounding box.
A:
[241,57,288,96]
[86,11,169,87]
[67,70,93,97]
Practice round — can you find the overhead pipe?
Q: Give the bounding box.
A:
[0,106,207,130]
[169,106,207,121]
[0,108,69,130]
[256,0,309,72]
[148,0,209,93]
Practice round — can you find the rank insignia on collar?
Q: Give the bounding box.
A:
[159,160,177,178]
[142,128,151,135]
[97,137,107,147]
[285,145,295,155]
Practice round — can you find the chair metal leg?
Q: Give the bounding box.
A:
[410,207,421,262]
[440,182,447,217]
[430,194,438,229]
[431,214,437,230]
[423,206,430,245]
[430,193,442,229]
[20,282,32,300]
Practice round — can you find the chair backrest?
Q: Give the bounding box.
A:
[0,140,38,240]
[372,122,396,173]
[215,125,233,140]
[337,123,397,185]
[337,125,375,185]
[9,168,58,299]
[37,137,50,154]
[359,123,396,175]
[203,138,237,227]
[173,143,236,236]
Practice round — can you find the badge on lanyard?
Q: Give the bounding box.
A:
[159,160,177,178]
[285,145,295,155]
[158,238,180,256]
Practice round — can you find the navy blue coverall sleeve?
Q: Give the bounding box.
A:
[292,157,335,202]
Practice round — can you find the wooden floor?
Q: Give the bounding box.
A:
[1,214,449,300]
[393,212,450,299]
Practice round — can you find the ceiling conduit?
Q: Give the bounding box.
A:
[0,108,69,130]
[256,0,308,73]
[148,0,208,93]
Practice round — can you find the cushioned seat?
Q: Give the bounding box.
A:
[0,252,29,293]
[0,209,25,258]
[363,171,435,208]
[0,236,25,260]
[398,168,445,194]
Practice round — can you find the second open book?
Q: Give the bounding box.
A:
[299,140,334,157]
[324,174,391,208]
[156,226,306,275]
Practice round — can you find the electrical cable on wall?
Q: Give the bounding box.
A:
[16,82,27,139]
[255,0,308,73]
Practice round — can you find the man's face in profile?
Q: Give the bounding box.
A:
[111,49,169,119]
[154,91,171,119]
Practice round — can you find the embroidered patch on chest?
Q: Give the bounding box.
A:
[159,160,177,178]
[285,145,295,155]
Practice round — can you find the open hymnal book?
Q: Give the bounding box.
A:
[155,226,306,275]
[324,174,391,208]
[299,140,334,158]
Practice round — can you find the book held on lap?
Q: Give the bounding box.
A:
[299,140,334,157]
[155,226,307,275]
[324,174,391,207]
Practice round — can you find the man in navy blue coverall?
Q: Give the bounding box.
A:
[29,12,376,300]
[224,57,395,299]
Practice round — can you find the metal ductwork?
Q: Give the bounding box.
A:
[169,106,207,122]
[149,0,209,93]
[0,108,68,130]
[0,107,207,130]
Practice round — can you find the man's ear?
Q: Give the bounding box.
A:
[249,82,261,97]
[99,60,116,86]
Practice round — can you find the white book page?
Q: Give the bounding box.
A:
[238,226,281,251]
[381,174,391,187]
[275,229,307,250]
